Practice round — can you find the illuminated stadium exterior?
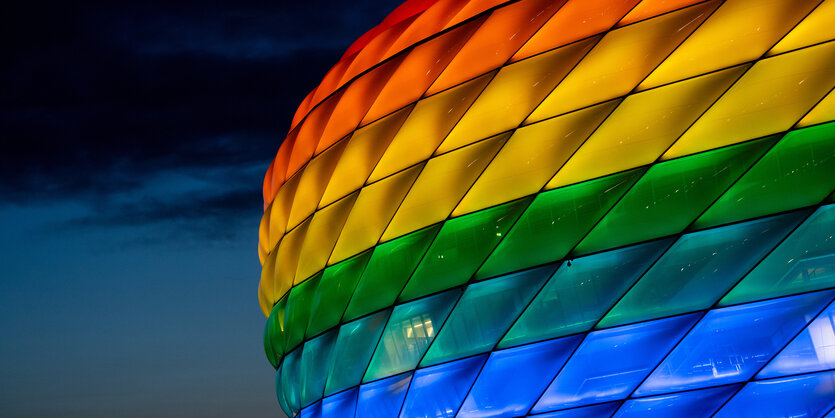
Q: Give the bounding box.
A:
[257,0,835,416]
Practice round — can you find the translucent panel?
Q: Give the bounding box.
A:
[500,239,672,348]
[532,314,699,413]
[295,192,357,282]
[276,366,293,417]
[759,299,835,378]
[458,336,583,418]
[344,225,440,321]
[641,0,821,89]
[307,251,370,338]
[799,89,835,127]
[299,330,337,408]
[260,248,277,308]
[399,198,531,302]
[617,0,704,25]
[769,0,835,55]
[325,310,390,396]
[300,401,322,418]
[321,387,357,418]
[356,373,412,418]
[714,370,835,418]
[385,0,467,56]
[425,0,561,96]
[264,312,278,367]
[512,0,637,61]
[275,218,309,294]
[477,169,644,279]
[265,295,287,364]
[444,0,507,29]
[526,2,716,123]
[399,354,487,418]
[599,212,807,328]
[695,122,835,228]
[337,19,411,87]
[421,265,553,366]
[613,384,740,418]
[284,274,319,352]
[663,41,835,159]
[576,137,774,255]
[438,36,600,154]
[368,73,492,184]
[289,92,342,179]
[269,170,300,249]
[636,290,835,396]
[364,291,459,382]
[319,107,412,207]
[721,204,835,305]
[280,347,302,415]
[329,164,422,265]
[548,65,748,189]
[382,134,507,242]
[456,100,620,215]
[534,402,621,418]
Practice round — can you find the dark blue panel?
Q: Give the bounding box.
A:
[533,402,621,417]
[613,384,740,418]
[458,335,583,418]
[300,401,322,418]
[399,354,487,418]
[356,372,412,418]
[714,370,835,418]
[636,290,835,396]
[321,387,357,418]
[532,314,699,413]
[759,299,835,379]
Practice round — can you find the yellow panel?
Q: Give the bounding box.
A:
[453,99,621,216]
[664,41,835,159]
[769,0,835,55]
[275,218,310,290]
[268,171,300,251]
[798,88,835,127]
[260,248,277,306]
[367,73,493,183]
[640,0,821,89]
[329,164,424,265]
[382,133,508,242]
[549,64,749,188]
[437,37,600,155]
[258,280,271,317]
[319,106,413,207]
[295,192,358,282]
[527,1,717,123]
[259,205,270,256]
[286,138,347,229]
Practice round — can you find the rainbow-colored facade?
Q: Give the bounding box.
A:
[258,0,835,416]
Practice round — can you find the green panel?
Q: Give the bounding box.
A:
[324,309,390,396]
[420,265,553,367]
[575,137,776,255]
[279,346,302,415]
[476,169,645,280]
[266,295,288,360]
[499,239,671,349]
[264,315,277,368]
[343,225,441,321]
[721,204,835,306]
[307,251,371,337]
[599,211,808,328]
[284,273,320,352]
[299,329,337,407]
[399,198,532,302]
[364,290,460,382]
[696,122,835,229]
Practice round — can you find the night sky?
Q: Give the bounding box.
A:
[0,1,403,416]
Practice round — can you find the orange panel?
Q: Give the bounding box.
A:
[269,130,296,203]
[289,87,316,133]
[311,52,356,107]
[287,89,344,179]
[262,159,273,209]
[618,0,703,26]
[445,0,510,29]
[386,0,468,56]
[339,17,417,87]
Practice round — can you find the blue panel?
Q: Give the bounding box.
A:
[532,314,699,413]
[279,347,302,415]
[399,354,486,418]
[614,385,740,418]
[300,401,322,418]
[356,373,412,418]
[300,329,337,407]
[533,402,621,417]
[759,299,835,379]
[276,366,293,418]
[458,336,583,418]
[321,387,357,418]
[636,290,835,396]
[714,370,835,418]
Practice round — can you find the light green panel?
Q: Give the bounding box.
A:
[399,198,532,302]
[721,204,835,306]
[499,239,671,349]
[299,329,337,407]
[476,169,645,280]
[575,137,777,255]
[266,295,288,362]
[599,210,809,328]
[343,225,441,321]
[324,309,390,396]
[284,274,320,352]
[696,122,835,229]
[420,265,553,367]
[364,290,460,382]
[279,346,301,415]
[307,251,371,337]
